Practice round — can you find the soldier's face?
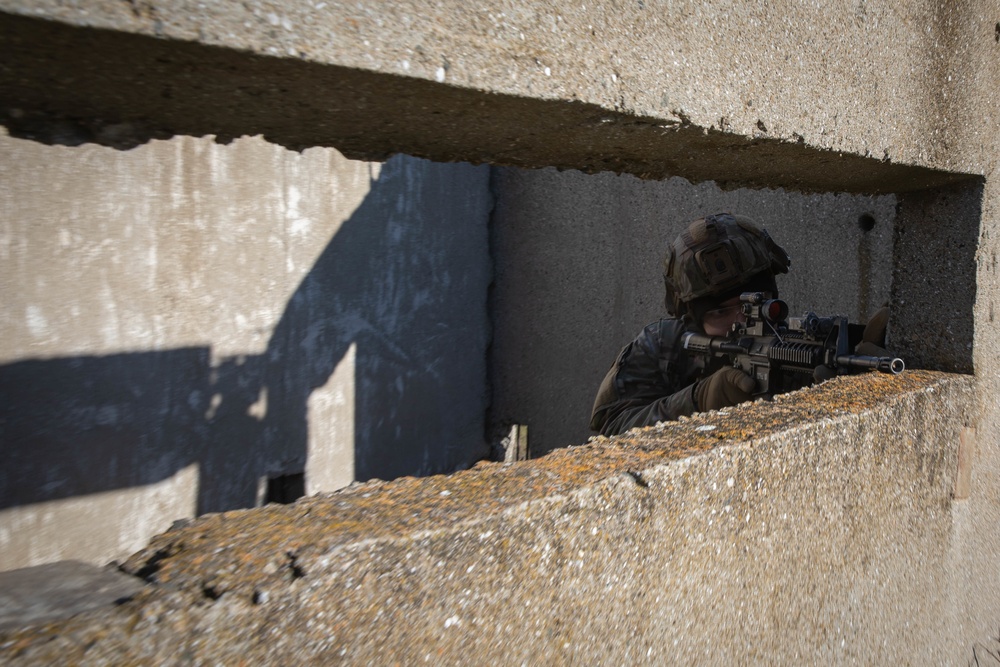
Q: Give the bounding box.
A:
[701,296,746,336]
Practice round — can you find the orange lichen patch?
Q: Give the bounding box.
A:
[116,369,958,600]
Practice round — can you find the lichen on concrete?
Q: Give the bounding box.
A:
[0,370,978,664]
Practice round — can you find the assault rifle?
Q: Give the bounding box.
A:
[682,292,905,398]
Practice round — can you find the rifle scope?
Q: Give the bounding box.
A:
[740,292,788,324]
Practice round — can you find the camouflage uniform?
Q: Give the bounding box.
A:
[589,317,722,436]
[590,212,791,437]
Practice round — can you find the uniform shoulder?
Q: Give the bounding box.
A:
[634,317,691,353]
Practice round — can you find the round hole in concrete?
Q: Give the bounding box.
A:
[858,213,877,232]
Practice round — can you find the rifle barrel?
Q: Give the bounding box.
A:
[835,354,905,374]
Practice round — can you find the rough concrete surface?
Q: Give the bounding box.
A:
[0,372,983,664]
[0,131,493,569]
[0,6,978,194]
[892,181,982,374]
[1,0,999,662]
[0,561,144,631]
[0,1,991,177]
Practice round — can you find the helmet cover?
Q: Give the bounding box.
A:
[663,213,790,315]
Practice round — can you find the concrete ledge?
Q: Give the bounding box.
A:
[0,561,144,631]
[0,12,976,194]
[0,370,978,663]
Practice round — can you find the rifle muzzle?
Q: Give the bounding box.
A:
[835,354,905,374]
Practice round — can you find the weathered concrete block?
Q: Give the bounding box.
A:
[0,1,998,662]
[0,371,989,664]
[0,4,981,193]
[0,561,144,631]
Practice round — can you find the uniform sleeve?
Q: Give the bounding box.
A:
[589,320,699,436]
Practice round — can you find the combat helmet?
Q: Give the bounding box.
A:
[663,213,790,316]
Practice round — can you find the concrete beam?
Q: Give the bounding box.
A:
[0,371,988,664]
[0,9,977,194]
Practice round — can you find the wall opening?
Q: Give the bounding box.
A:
[487,167,930,457]
[259,473,305,506]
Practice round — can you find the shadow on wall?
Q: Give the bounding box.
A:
[0,155,492,515]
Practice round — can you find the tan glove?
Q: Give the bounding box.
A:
[695,367,757,412]
[855,305,891,357]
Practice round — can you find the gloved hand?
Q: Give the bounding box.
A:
[695,367,757,412]
[855,305,891,357]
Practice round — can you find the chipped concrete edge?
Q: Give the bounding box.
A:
[0,372,982,664]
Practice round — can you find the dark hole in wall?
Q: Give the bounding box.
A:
[264,473,305,505]
[858,213,877,232]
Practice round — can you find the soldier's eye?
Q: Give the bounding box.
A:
[703,304,742,323]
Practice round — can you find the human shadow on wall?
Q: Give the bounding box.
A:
[0,155,491,515]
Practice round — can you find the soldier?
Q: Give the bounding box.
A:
[590,212,891,437]
[589,212,791,437]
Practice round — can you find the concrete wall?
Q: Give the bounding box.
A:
[0,131,493,568]
[1,0,999,662]
[490,169,896,453]
[0,371,985,664]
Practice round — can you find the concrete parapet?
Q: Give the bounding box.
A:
[1,370,992,664]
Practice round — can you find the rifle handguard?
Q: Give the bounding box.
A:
[681,332,745,355]
[682,332,906,375]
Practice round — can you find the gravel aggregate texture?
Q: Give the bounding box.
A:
[0,370,979,664]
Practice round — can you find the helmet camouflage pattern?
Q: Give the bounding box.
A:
[663,213,790,315]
